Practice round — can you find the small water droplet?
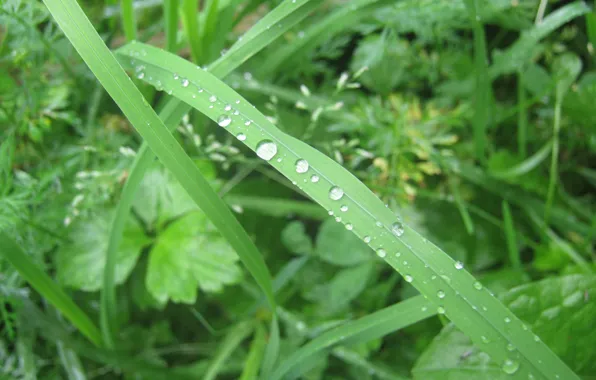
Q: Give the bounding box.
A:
[256,140,277,161]
[437,290,445,299]
[181,78,189,87]
[404,275,413,283]
[345,223,353,231]
[504,317,511,324]
[335,216,342,222]
[173,73,179,79]
[533,335,540,342]
[474,281,483,290]
[454,261,464,270]
[328,211,334,216]
[209,95,217,103]
[236,133,246,141]
[217,115,232,127]
[376,248,386,258]
[481,336,490,344]
[310,174,319,183]
[376,221,383,228]
[340,205,348,212]
[235,100,240,104]
[329,186,344,201]
[391,222,404,237]
[295,159,309,173]
[224,104,232,111]
[363,236,371,243]
[395,252,401,257]
[437,306,445,314]
[502,359,519,375]
[507,343,515,351]
[244,120,251,126]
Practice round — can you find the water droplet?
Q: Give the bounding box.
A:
[236,133,246,141]
[295,159,309,173]
[256,140,277,161]
[455,261,464,270]
[474,281,483,290]
[181,78,189,87]
[376,221,383,228]
[533,335,540,342]
[376,248,386,258]
[235,100,240,104]
[173,73,179,79]
[310,174,319,183]
[209,95,217,103]
[328,211,334,216]
[504,317,511,324]
[217,115,232,127]
[437,290,445,299]
[363,236,371,243]
[395,252,401,257]
[404,275,413,283]
[137,72,145,79]
[502,359,519,375]
[437,306,445,314]
[224,104,232,111]
[507,343,515,351]
[481,336,490,344]
[340,205,348,212]
[329,186,344,201]
[345,223,353,231]
[335,216,342,222]
[244,120,251,126]
[391,222,404,237]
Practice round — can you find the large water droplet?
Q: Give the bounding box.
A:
[224,104,232,111]
[236,133,246,141]
[404,275,413,283]
[311,174,319,183]
[329,186,344,201]
[209,95,217,103]
[295,159,309,173]
[437,290,445,299]
[454,261,464,270]
[181,78,189,87]
[376,248,386,258]
[391,222,404,237]
[137,72,145,79]
[217,115,232,127]
[502,359,520,375]
[256,140,277,161]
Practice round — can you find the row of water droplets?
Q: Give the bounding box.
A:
[125,48,544,377]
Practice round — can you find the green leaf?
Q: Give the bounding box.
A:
[316,218,372,267]
[281,221,313,256]
[146,211,242,304]
[553,52,582,98]
[56,212,149,292]
[413,275,596,379]
[311,262,373,313]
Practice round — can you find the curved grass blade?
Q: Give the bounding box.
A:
[0,232,102,347]
[204,321,255,380]
[121,44,580,380]
[43,0,278,347]
[101,0,321,345]
[240,324,266,380]
[491,140,553,178]
[260,0,391,75]
[502,201,522,270]
[271,296,434,380]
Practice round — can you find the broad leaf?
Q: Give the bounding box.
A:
[146,211,242,304]
[413,275,596,379]
[316,219,372,267]
[281,221,313,256]
[56,212,149,292]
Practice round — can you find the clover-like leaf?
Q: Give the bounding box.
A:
[315,218,372,267]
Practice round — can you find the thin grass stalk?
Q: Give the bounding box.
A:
[163,0,179,52]
[121,0,137,41]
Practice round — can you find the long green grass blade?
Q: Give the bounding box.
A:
[100,0,322,345]
[204,321,255,380]
[271,296,434,380]
[491,139,553,178]
[502,201,522,270]
[119,42,580,380]
[545,96,562,223]
[181,0,201,63]
[43,0,277,348]
[517,70,528,157]
[121,0,137,41]
[163,0,179,52]
[0,232,102,347]
[240,324,266,380]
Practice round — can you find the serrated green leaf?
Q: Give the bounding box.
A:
[413,275,596,379]
[147,211,242,304]
[315,218,372,267]
[56,212,149,292]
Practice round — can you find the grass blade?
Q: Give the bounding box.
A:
[119,41,581,379]
[0,232,102,347]
[502,201,522,270]
[121,0,137,41]
[271,296,434,380]
[491,139,553,178]
[101,0,322,344]
[204,321,255,380]
[163,0,178,52]
[43,0,276,348]
[544,95,561,223]
[448,176,475,235]
[517,70,528,157]
[240,324,267,380]
[181,0,201,63]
